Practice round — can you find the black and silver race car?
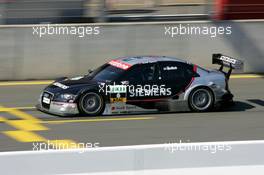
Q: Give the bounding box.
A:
[37,54,243,116]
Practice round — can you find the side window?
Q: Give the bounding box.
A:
[182,63,196,79]
[141,63,157,82]
[119,63,158,84]
[160,62,185,82]
[120,65,143,84]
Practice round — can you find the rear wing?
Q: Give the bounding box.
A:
[212,54,244,79]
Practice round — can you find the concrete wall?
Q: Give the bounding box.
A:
[0,20,263,80]
[0,140,264,175]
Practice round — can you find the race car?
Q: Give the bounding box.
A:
[36,54,243,116]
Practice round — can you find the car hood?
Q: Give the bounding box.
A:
[60,76,96,86]
[44,76,102,95]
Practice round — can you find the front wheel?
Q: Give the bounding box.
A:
[78,92,105,116]
[188,88,214,112]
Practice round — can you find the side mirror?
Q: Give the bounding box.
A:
[88,69,93,74]
[121,81,129,85]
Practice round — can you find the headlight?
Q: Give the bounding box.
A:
[61,94,76,100]
[55,94,77,102]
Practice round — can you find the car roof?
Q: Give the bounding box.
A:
[113,56,187,66]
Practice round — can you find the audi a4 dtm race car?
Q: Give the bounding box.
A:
[36,54,243,116]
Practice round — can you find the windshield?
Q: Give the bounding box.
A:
[87,64,125,81]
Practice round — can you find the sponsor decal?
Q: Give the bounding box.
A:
[220,55,237,64]
[163,66,178,70]
[52,102,65,106]
[109,60,131,70]
[110,91,127,103]
[99,83,171,97]
[110,97,127,103]
[110,104,137,112]
[109,85,127,93]
[129,85,171,97]
[53,82,69,89]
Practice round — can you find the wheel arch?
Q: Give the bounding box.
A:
[75,86,104,103]
[184,85,216,103]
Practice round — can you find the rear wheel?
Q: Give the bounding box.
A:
[189,88,214,112]
[79,92,105,116]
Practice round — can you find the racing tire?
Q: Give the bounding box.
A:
[188,87,214,112]
[78,92,105,116]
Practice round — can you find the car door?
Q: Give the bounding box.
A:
[158,61,194,99]
[118,63,160,102]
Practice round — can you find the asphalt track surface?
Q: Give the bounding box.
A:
[0,76,264,152]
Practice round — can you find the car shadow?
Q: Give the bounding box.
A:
[64,100,256,119]
[214,100,255,112]
[247,99,264,107]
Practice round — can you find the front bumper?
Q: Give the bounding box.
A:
[37,100,79,116]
